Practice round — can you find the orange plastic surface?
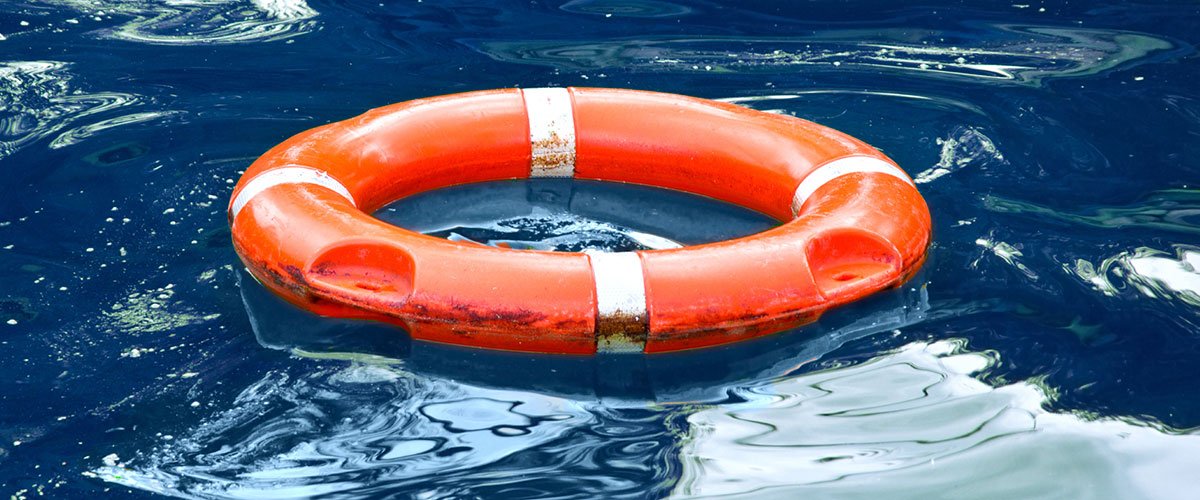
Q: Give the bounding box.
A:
[229,88,931,354]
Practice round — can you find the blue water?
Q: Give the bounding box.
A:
[3,0,1200,498]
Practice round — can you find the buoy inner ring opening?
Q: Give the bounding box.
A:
[375,178,781,253]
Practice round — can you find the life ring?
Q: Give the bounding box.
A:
[229,88,931,354]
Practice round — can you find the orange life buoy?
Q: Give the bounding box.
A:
[229,88,931,354]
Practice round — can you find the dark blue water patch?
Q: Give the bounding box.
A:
[2,0,1200,497]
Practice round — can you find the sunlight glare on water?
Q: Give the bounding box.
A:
[675,341,1200,499]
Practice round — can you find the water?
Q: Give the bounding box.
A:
[2,0,1199,498]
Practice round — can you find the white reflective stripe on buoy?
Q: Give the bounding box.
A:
[589,251,649,353]
[230,166,356,220]
[522,87,576,178]
[791,156,913,215]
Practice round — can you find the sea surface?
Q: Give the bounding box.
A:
[2,0,1200,498]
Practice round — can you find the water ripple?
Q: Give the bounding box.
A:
[913,126,1007,184]
[1070,245,1200,309]
[0,61,141,161]
[49,110,183,149]
[719,90,988,116]
[44,0,318,45]
[465,24,1176,86]
[675,340,1200,498]
[985,189,1200,235]
[559,0,693,18]
[87,363,675,498]
[973,235,1039,281]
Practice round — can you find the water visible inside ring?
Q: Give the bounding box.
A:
[376,179,778,252]
[2,1,1200,498]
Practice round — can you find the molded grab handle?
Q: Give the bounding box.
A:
[805,228,902,300]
